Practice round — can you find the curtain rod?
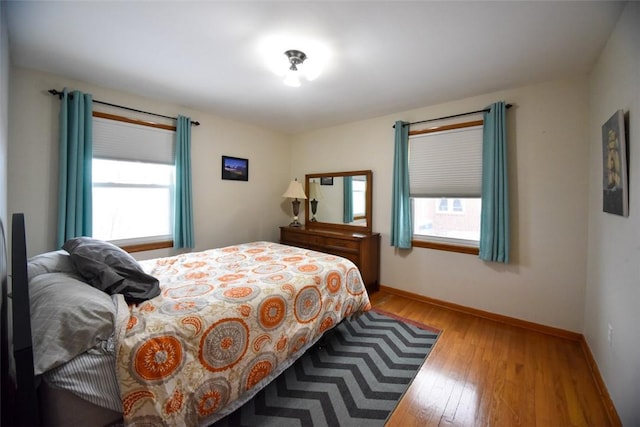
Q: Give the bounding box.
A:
[48,89,200,126]
[393,103,512,129]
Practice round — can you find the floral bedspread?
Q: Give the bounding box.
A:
[114,241,371,426]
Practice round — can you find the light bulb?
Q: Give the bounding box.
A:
[284,69,301,87]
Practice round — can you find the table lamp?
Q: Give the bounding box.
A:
[282,178,307,227]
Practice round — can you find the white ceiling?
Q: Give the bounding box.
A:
[5,1,625,134]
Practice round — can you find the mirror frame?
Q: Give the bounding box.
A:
[304,170,373,234]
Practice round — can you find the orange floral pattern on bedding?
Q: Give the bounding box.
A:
[114,241,370,426]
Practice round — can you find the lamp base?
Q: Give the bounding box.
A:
[289,199,303,228]
[310,199,318,222]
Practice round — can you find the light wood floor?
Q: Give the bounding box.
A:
[369,290,612,427]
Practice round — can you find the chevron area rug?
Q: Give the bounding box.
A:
[212,308,440,427]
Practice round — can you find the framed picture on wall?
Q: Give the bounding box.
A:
[602,110,628,216]
[320,176,333,185]
[221,155,249,181]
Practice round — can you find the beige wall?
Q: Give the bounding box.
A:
[586,2,640,425]
[7,67,293,259]
[1,2,9,228]
[291,77,591,333]
[0,3,9,417]
[6,46,598,335]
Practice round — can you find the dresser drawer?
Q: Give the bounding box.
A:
[324,237,359,251]
[281,229,324,247]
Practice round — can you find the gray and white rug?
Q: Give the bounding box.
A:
[212,309,440,427]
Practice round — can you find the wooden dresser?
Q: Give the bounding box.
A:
[280,225,380,293]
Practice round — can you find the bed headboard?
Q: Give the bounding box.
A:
[1,213,40,426]
[1,217,10,425]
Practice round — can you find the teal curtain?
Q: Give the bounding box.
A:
[56,88,93,248]
[174,115,195,248]
[390,121,412,249]
[343,176,354,223]
[479,102,509,263]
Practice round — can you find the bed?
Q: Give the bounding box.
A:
[1,213,371,426]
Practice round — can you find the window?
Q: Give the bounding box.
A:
[92,114,176,248]
[352,177,366,218]
[435,198,466,214]
[409,121,483,251]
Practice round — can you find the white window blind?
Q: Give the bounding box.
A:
[93,117,175,164]
[409,125,483,198]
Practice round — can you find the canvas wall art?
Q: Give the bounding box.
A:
[602,110,628,216]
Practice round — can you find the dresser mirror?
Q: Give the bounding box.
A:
[304,170,372,233]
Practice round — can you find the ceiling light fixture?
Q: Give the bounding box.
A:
[283,49,307,87]
[259,36,328,85]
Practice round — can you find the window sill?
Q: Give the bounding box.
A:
[121,240,174,253]
[411,239,479,255]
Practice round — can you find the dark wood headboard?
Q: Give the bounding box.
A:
[1,216,11,425]
[1,213,40,426]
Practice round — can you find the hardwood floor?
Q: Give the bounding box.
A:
[369,290,613,427]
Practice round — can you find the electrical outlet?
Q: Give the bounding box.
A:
[607,324,614,347]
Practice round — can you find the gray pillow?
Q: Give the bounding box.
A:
[27,250,76,281]
[29,272,116,375]
[62,237,160,303]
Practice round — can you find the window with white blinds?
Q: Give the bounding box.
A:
[409,122,483,249]
[409,125,483,198]
[93,117,175,164]
[92,116,176,246]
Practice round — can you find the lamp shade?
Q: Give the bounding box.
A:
[282,179,307,199]
[308,180,324,201]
